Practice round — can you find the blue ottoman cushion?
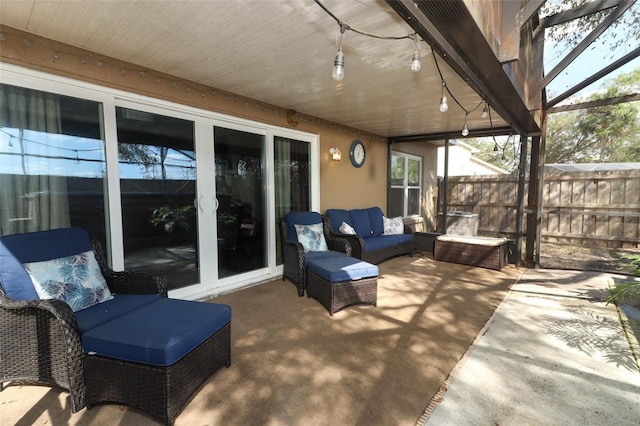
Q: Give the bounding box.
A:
[82,299,232,366]
[307,256,378,282]
[75,294,164,333]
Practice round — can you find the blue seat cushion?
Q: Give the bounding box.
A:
[285,211,323,240]
[307,256,378,282]
[81,299,231,366]
[75,294,164,333]
[1,227,94,301]
[303,250,349,266]
[325,209,351,234]
[362,234,413,253]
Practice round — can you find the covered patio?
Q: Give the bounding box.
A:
[1,1,639,424]
[2,255,638,425]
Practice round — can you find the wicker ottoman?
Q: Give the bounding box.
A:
[84,299,231,424]
[306,256,378,316]
[434,235,508,271]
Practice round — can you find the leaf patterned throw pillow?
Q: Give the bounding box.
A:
[294,223,329,253]
[24,250,113,312]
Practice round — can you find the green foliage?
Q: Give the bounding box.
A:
[150,205,195,234]
[464,136,521,173]
[606,255,640,305]
[546,70,640,164]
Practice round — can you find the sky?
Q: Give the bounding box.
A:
[543,3,639,104]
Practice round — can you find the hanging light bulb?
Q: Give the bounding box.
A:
[482,103,489,119]
[439,81,448,112]
[461,114,469,136]
[493,143,499,152]
[332,25,346,81]
[410,33,421,72]
[332,50,345,81]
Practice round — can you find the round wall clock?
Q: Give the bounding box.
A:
[349,140,366,168]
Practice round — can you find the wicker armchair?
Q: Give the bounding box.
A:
[280,212,351,297]
[0,230,166,414]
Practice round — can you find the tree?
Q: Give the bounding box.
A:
[546,70,640,164]
[542,0,640,52]
[465,135,521,173]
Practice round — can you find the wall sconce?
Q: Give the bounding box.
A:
[330,147,342,161]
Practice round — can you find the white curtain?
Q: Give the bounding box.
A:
[0,85,70,235]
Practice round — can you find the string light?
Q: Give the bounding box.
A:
[332,24,346,81]
[439,81,449,112]
[482,102,489,119]
[410,33,421,72]
[461,113,469,136]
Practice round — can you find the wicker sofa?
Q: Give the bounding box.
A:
[324,207,413,264]
[0,227,231,425]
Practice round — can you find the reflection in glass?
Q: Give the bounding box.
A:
[214,127,266,278]
[0,84,107,249]
[116,107,197,289]
[274,137,310,265]
[391,155,404,186]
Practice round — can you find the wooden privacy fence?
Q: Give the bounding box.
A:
[440,169,640,249]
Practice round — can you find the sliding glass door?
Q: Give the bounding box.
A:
[214,126,266,278]
[116,107,198,290]
[1,65,320,299]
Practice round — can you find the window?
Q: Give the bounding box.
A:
[0,84,108,245]
[389,152,421,217]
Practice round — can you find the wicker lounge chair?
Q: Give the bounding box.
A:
[280,211,351,296]
[1,228,231,425]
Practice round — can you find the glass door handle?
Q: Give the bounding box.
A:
[194,196,205,213]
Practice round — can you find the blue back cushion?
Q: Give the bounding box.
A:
[325,209,351,233]
[0,240,39,300]
[350,209,373,237]
[0,227,92,300]
[284,211,322,240]
[367,207,385,236]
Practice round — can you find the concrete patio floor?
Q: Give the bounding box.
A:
[422,268,640,426]
[2,265,639,425]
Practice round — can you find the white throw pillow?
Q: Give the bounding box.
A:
[339,221,356,235]
[383,216,404,235]
[294,223,329,253]
[23,250,113,312]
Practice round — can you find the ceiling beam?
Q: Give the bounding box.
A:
[548,93,640,113]
[541,0,628,28]
[517,0,546,29]
[542,1,634,88]
[389,126,513,143]
[547,45,640,108]
[386,0,540,136]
